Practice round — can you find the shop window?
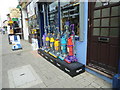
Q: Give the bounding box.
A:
[100,28,109,36]
[101,18,109,27]
[111,6,120,16]
[60,2,80,36]
[110,28,119,37]
[93,28,100,36]
[94,10,100,18]
[48,1,58,28]
[48,1,85,41]
[102,8,110,17]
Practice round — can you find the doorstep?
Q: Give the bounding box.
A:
[86,65,112,83]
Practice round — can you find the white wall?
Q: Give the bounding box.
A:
[22,9,29,40]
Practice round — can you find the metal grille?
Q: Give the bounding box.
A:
[88,63,115,76]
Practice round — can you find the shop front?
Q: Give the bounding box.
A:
[37,0,120,82]
[36,1,88,77]
[20,0,120,84]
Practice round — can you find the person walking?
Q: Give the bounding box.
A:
[0,27,2,34]
[2,27,5,34]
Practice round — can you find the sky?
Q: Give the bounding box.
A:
[0,0,18,27]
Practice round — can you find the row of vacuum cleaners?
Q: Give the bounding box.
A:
[38,22,85,77]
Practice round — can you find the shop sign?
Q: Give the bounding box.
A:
[27,1,35,17]
[12,18,18,21]
[8,21,13,24]
[10,8,20,18]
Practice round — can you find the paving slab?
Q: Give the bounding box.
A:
[8,65,42,88]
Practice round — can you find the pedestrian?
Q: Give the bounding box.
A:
[0,27,2,34]
[2,27,5,34]
[13,21,19,33]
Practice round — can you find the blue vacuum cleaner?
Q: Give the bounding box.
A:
[12,35,22,50]
[59,26,68,60]
[59,21,70,60]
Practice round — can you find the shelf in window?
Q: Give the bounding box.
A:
[69,13,79,17]
[73,2,80,6]
[62,4,73,10]
[63,10,69,13]
[69,8,78,12]
[50,19,54,21]
[49,10,58,14]
[61,2,79,10]
[63,15,69,18]
[62,13,79,18]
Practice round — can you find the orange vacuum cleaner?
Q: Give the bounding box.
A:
[64,24,78,63]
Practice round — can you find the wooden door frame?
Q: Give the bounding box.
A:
[87,2,120,73]
[87,2,95,65]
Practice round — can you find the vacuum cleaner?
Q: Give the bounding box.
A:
[42,26,47,50]
[12,35,22,50]
[49,32,56,57]
[54,32,60,58]
[59,25,69,60]
[44,26,51,53]
[64,24,78,63]
[49,26,60,58]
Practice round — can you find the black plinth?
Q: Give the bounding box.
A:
[38,49,85,77]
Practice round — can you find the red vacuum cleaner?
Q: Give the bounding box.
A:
[64,24,78,63]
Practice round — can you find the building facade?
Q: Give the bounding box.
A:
[19,0,120,83]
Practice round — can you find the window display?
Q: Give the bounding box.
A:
[28,15,40,43]
[38,1,85,77]
[41,1,80,62]
[61,2,80,39]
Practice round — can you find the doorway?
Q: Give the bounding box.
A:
[87,2,120,76]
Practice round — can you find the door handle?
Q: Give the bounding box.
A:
[98,37,109,42]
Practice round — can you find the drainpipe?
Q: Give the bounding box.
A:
[58,0,61,32]
[20,7,24,39]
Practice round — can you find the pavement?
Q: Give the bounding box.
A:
[1,34,112,88]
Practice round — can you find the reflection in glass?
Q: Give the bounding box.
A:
[94,19,100,27]
[102,8,110,17]
[111,6,120,16]
[101,18,109,26]
[110,28,119,37]
[111,17,119,27]
[93,28,100,36]
[95,2,102,7]
[101,28,109,36]
[94,10,100,18]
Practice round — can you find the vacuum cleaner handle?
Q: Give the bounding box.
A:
[70,24,75,31]
[70,24,75,35]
